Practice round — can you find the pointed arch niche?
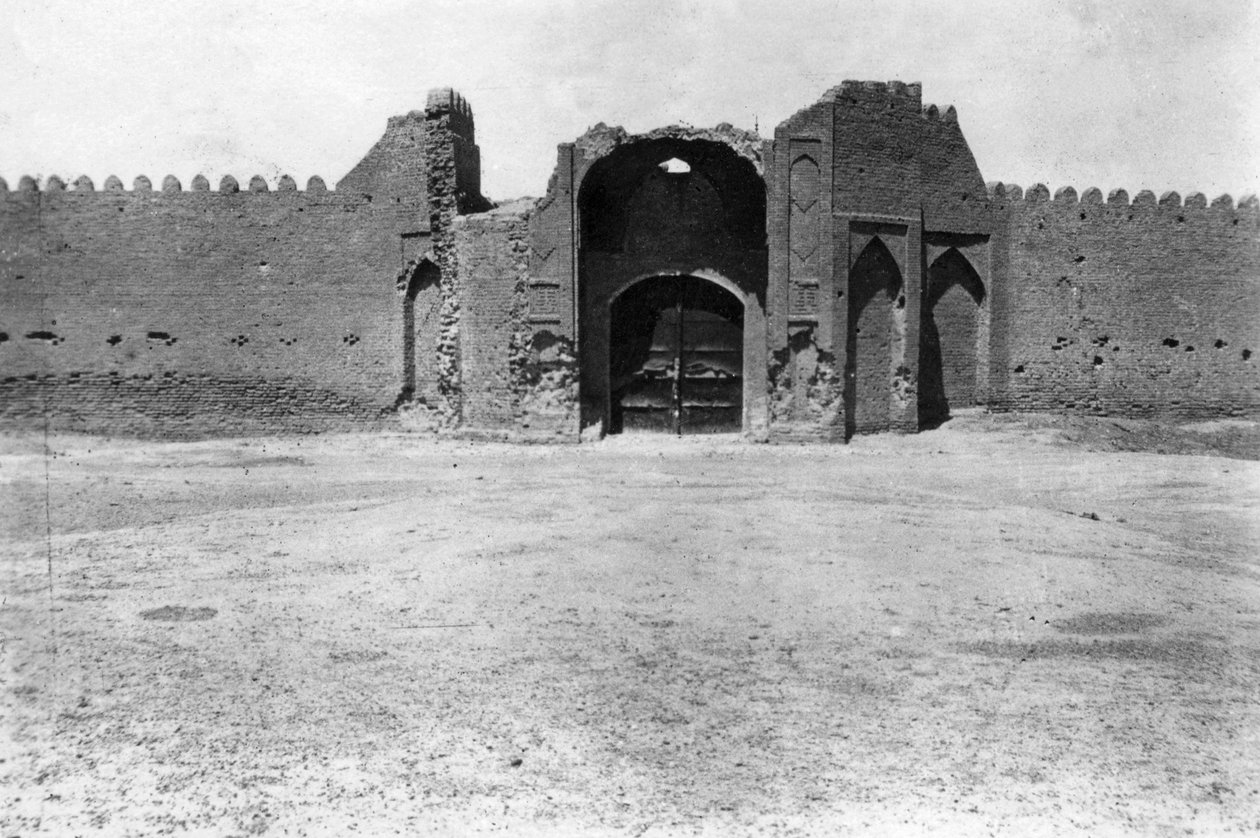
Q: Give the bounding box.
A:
[919,247,986,427]
[399,256,441,404]
[845,233,907,438]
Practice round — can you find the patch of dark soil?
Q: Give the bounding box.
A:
[209,455,308,469]
[139,605,217,622]
[328,649,388,664]
[1053,612,1170,634]
[986,412,1260,460]
[959,638,1223,666]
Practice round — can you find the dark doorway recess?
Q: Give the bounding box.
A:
[609,275,743,434]
[845,237,903,439]
[402,259,441,402]
[919,248,984,428]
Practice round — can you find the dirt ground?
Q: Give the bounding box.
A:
[2,412,1258,837]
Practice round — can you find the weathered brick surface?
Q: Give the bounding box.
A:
[988,186,1260,417]
[454,204,532,434]
[2,83,1256,441]
[1,185,408,435]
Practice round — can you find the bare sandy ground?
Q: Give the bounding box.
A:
[2,414,1258,836]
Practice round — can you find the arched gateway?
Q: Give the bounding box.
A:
[609,274,745,434]
[513,86,1008,443]
[571,130,769,436]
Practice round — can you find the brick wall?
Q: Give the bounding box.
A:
[2,83,1255,441]
[0,89,491,438]
[0,179,408,436]
[989,185,1260,417]
[453,203,533,436]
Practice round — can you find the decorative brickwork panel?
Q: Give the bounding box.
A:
[790,282,819,318]
[788,143,821,284]
[529,283,561,321]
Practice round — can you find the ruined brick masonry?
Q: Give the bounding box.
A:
[2,83,1257,440]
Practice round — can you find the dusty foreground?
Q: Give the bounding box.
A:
[2,414,1258,837]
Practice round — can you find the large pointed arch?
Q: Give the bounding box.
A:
[846,236,905,438]
[919,247,985,426]
[400,257,441,404]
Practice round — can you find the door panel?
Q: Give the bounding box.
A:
[610,277,743,434]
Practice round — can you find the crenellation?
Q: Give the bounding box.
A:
[1107,188,1129,204]
[1080,187,1103,204]
[1158,190,1181,207]
[1053,186,1078,203]
[0,173,347,200]
[1211,193,1234,209]
[1131,189,1157,206]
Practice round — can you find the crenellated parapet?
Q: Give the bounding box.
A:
[1,173,345,198]
[984,180,1257,216]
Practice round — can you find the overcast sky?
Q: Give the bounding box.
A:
[2,0,1257,202]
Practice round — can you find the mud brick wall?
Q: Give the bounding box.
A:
[337,109,431,241]
[0,90,489,438]
[990,186,1260,417]
[452,204,530,435]
[457,201,580,440]
[0,178,411,436]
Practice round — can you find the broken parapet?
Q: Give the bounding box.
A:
[571,122,764,173]
[425,87,489,214]
[425,87,475,144]
[823,79,923,109]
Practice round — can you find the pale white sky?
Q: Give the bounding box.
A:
[2,0,1257,201]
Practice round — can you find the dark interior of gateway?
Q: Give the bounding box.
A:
[608,276,744,435]
[578,138,765,255]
